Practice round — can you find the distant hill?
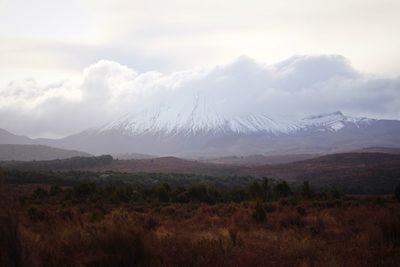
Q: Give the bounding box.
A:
[2,151,400,194]
[246,152,400,193]
[0,154,112,171]
[0,144,91,161]
[352,147,400,154]
[112,152,156,160]
[199,153,320,166]
[85,156,243,176]
[85,152,400,194]
[0,128,33,145]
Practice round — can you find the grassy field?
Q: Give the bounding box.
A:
[1,182,400,267]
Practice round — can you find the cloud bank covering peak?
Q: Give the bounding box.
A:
[0,54,399,138]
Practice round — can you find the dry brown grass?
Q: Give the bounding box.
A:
[0,182,24,267]
[1,185,400,266]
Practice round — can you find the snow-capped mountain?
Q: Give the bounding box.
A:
[44,108,399,156]
[2,100,399,156]
[97,109,296,136]
[95,104,371,137]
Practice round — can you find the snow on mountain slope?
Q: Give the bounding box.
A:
[97,95,299,136]
[96,106,371,137]
[298,111,372,132]
[35,109,399,156]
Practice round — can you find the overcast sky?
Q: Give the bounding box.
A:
[1,0,400,137]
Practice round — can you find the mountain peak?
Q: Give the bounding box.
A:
[301,111,372,132]
[306,111,345,120]
[96,107,374,137]
[1,110,393,156]
[331,111,344,116]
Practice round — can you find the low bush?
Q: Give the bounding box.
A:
[252,201,267,223]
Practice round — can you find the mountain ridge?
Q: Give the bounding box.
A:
[0,144,91,161]
[97,109,371,137]
[0,111,399,156]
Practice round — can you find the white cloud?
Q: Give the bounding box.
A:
[2,0,400,80]
[0,55,399,138]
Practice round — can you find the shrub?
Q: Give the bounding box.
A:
[0,217,23,267]
[32,188,48,199]
[90,211,104,223]
[249,182,263,200]
[27,206,46,222]
[85,224,150,266]
[228,227,239,245]
[300,181,314,199]
[154,185,169,202]
[296,206,307,216]
[308,216,325,236]
[0,205,23,267]
[261,178,271,200]
[381,218,400,247]
[279,213,305,229]
[50,185,61,196]
[187,184,220,204]
[73,183,96,199]
[394,184,400,202]
[252,201,266,223]
[59,208,74,221]
[264,204,277,213]
[143,216,159,232]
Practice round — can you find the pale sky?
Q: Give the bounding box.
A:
[0,0,400,137]
[1,0,400,82]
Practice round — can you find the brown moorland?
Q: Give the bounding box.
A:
[1,183,400,267]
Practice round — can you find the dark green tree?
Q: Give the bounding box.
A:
[249,182,263,200]
[273,180,292,198]
[300,181,314,199]
[261,178,271,201]
[186,184,219,204]
[154,184,170,202]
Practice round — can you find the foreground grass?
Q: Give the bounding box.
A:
[1,185,400,267]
